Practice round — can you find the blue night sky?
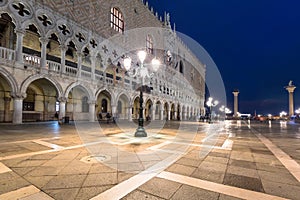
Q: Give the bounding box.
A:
[148,0,300,115]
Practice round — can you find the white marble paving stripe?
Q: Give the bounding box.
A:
[19,191,55,200]
[0,185,40,200]
[0,149,58,161]
[221,139,233,150]
[0,162,12,173]
[255,133,300,182]
[172,141,232,150]
[91,153,183,200]
[0,137,61,144]
[157,171,289,200]
[0,140,106,161]
[33,140,64,150]
[147,141,171,150]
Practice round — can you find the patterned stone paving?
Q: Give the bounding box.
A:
[0,120,299,199]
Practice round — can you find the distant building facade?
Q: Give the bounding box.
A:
[0,0,205,123]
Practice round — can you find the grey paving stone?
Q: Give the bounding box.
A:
[175,157,202,167]
[25,166,64,176]
[204,156,229,164]
[208,151,230,158]
[24,175,56,188]
[117,172,135,183]
[258,170,300,186]
[166,163,196,176]
[229,159,257,169]
[191,168,225,184]
[218,194,243,200]
[122,190,165,200]
[83,172,118,187]
[261,179,300,200]
[89,163,117,174]
[42,174,87,189]
[226,165,259,179]
[223,173,264,192]
[75,185,114,200]
[170,185,219,200]
[44,188,80,200]
[0,177,31,194]
[139,177,182,199]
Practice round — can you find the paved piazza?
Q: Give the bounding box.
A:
[0,120,300,200]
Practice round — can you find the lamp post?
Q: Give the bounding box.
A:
[206,97,219,123]
[123,50,160,137]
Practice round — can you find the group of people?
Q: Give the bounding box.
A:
[98,112,114,123]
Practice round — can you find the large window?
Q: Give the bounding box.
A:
[146,35,153,54]
[110,7,124,33]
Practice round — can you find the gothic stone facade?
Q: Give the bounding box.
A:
[0,0,205,123]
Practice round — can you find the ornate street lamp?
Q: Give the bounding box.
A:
[123,50,160,137]
[206,97,219,123]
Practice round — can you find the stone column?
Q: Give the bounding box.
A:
[167,109,171,121]
[4,97,11,122]
[128,106,132,121]
[233,90,239,118]
[39,37,49,72]
[58,97,67,121]
[77,52,83,78]
[111,104,117,118]
[152,104,156,121]
[11,93,26,124]
[90,52,96,81]
[160,105,164,120]
[113,67,117,85]
[174,110,177,121]
[285,83,296,116]
[88,101,96,122]
[43,100,48,121]
[179,106,182,121]
[15,29,25,64]
[59,45,67,74]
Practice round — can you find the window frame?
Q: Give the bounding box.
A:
[110,7,124,33]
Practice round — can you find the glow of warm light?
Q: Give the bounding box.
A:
[208,97,213,102]
[138,50,147,63]
[268,114,272,118]
[123,57,132,71]
[295,108,300,114]
[280,111,287,117]
[151,58,160,71]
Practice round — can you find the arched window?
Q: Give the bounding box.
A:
[101,99,108,113]
[146,35,153,54]
[179,60,184,74]
[110,7,124,33]
[82,96,89,113]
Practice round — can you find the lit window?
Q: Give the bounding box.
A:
[110,7,124,33]
[146,35,153,54]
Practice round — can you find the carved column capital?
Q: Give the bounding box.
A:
[58,96,67,102]
[59,44,68,52]
[39,37,49,44]
[11,92,26,99]
[88,100,96,105]
[15,28,26,35]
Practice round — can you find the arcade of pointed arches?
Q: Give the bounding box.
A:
[0,72,201,122]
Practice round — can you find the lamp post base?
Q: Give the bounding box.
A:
[134,126,147,137]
